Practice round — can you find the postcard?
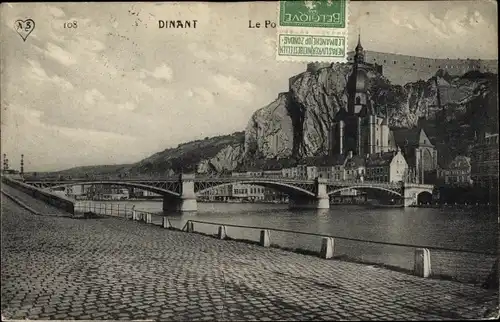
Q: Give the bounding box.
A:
[1,1,498,321]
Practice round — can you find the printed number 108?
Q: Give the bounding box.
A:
[64,21,78,28]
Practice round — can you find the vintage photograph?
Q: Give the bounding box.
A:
[1,1,498,321]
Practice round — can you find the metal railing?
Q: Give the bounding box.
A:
[74,202,133,218]
[74,202,161,223]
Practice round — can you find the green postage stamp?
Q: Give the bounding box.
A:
[277,0,349,62]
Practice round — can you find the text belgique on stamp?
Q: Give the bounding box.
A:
[276,0,349,63]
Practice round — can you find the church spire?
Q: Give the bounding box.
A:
[354,32,365,64]
[356,33,362,51]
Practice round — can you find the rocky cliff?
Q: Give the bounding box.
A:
[244,92,294,159]
[197,144,245,174]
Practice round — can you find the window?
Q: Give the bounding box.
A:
[356,96,361,104]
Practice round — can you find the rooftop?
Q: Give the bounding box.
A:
[365,152,397,167]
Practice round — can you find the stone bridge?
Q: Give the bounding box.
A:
[23,175,434,211]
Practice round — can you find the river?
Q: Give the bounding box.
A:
[86,200,498,280]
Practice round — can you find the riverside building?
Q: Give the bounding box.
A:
[470,132,499,202]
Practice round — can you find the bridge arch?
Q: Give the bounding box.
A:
[43,181,180,197]
[196,180,316,197]
[328,186,403,197]
[417,191,433,204]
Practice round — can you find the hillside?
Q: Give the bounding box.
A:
[29,164,133,178]
[125,132,245,176]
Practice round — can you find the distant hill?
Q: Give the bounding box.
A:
[127,131,245,176]
[34,132,245,178]
[29,164,133,178]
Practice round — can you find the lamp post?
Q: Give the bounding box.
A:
[20,154,24,175]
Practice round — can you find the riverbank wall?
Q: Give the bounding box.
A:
[1,176,76,215]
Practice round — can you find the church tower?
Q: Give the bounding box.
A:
[330,34,392,157]
[347,34,369,115]
[343,34,371,155]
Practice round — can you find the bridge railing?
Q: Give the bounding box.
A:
[172,219,496,286]
[23,175,408,188]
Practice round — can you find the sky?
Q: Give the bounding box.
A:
[1,1,497,172]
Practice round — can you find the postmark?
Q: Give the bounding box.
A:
[277,33,346,60]
[276,1,349,62]
[14,19,35,42]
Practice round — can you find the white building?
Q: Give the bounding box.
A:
[365,148,408,182]
[232,183,265,201]
[282,167,299,178]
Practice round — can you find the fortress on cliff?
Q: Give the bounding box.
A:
[307,50,498,85]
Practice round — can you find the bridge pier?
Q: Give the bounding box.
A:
[162,174,197,212]
[403,191,418,207]
[403,184,434,207]
[288,178,329,210]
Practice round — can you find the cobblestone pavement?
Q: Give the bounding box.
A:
[1,196,498,321]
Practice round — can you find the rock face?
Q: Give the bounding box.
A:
[197,144,245,174]
[287,63,351,157]
[244,93,294,159]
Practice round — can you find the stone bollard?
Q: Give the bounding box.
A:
[218,226,227,240]
[414,248,432,278]
[162,217,171,229]
[320,237,335,259]
[186,221,194,233]
[260,230,270,247]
